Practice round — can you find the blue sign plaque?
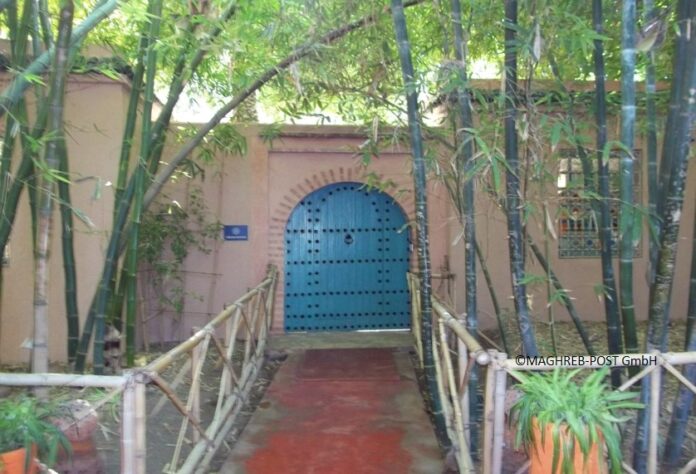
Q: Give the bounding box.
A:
[223,225,248,241]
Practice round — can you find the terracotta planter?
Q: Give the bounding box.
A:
[529,419,608,474]
[51,399,99,443]
[0,445,37,474]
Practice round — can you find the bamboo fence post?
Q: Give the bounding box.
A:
[482,350,497,474]
[190,327,203,444]
[457,335,470,446]
[242,297,257,367]
[491,352,508,474]
[409,274,424,368]
[134,373,147,474]
[264,266,277,329]
[439,319,473,472]
[648,356,662,474]
[122,372,137,474]
[171,333,210,469]
[431,320,452,430]
[224,304,232,350]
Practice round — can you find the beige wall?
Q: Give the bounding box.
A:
[0,75,129,364]
[0,75,694,363]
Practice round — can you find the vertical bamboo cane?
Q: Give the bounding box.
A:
[134,374,147,474]
[482,350,497,474]
[491,353,508,474]
[122,374,137,473]
[648,359,661,474]
[457,336,470,446]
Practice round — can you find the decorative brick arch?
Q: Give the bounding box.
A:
[267,164,416,332]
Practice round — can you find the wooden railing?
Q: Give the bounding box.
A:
[0,265,278,474]
[143,264,277,473]
[408,273,490,473]
[407,272,696,474]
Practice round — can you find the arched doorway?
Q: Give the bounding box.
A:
[284,182,411,332]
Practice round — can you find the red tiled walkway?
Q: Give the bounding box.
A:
[223,347,444,473]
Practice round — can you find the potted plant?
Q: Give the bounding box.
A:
[0,396,70,474]
[510,367,641,474]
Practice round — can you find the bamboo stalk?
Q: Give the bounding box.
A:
[457,337,471,447]
[592,0,623,388]
[482,351,497,474]
[122,375,137,474]
[432,300,489,364]
[647,362,661,474]
[32,0,73,391]
[179,349,264,473]
[186,360,262,473]
[134,375,147,474]
[439,320,474,472]
[618,363,660,392]
[490,353,508,474]
[209,332,246,415]
[171,333,211,469]
[619,0,639,365]
[661,361,696,395]
[664,208,696,464]
[503,0,538,357]
[644,0,659,273]
[0,0,120,118]
[58,138,79,362]
[0,373,126,387]
[150,359,191,417]
[431,321,453,436]
[120,0,163,374]
[408,274,424,367]
[392,0,448,440]
[638,2,696,468]
[148,372,211,444]
[677,459,696,474]
[450,0,480,454]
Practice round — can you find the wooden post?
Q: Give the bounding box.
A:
[121,372,137,474]
[482,350,497,474]
[648,357,662,474]
[491,352,508,474]
[134,373,147,474]
[264,266,277,330]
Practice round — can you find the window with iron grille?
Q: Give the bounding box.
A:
[557,149,641,258]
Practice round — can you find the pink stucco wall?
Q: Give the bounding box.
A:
[0,75,694,363]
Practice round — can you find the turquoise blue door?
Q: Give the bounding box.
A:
[284,182,410,332]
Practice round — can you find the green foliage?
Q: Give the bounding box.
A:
[510,368,642,474]
[0,396,70,467]
[139,187,221,313]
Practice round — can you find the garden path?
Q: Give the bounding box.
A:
[222,346,444,473]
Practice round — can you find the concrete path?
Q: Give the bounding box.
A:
[222,347,444,474]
